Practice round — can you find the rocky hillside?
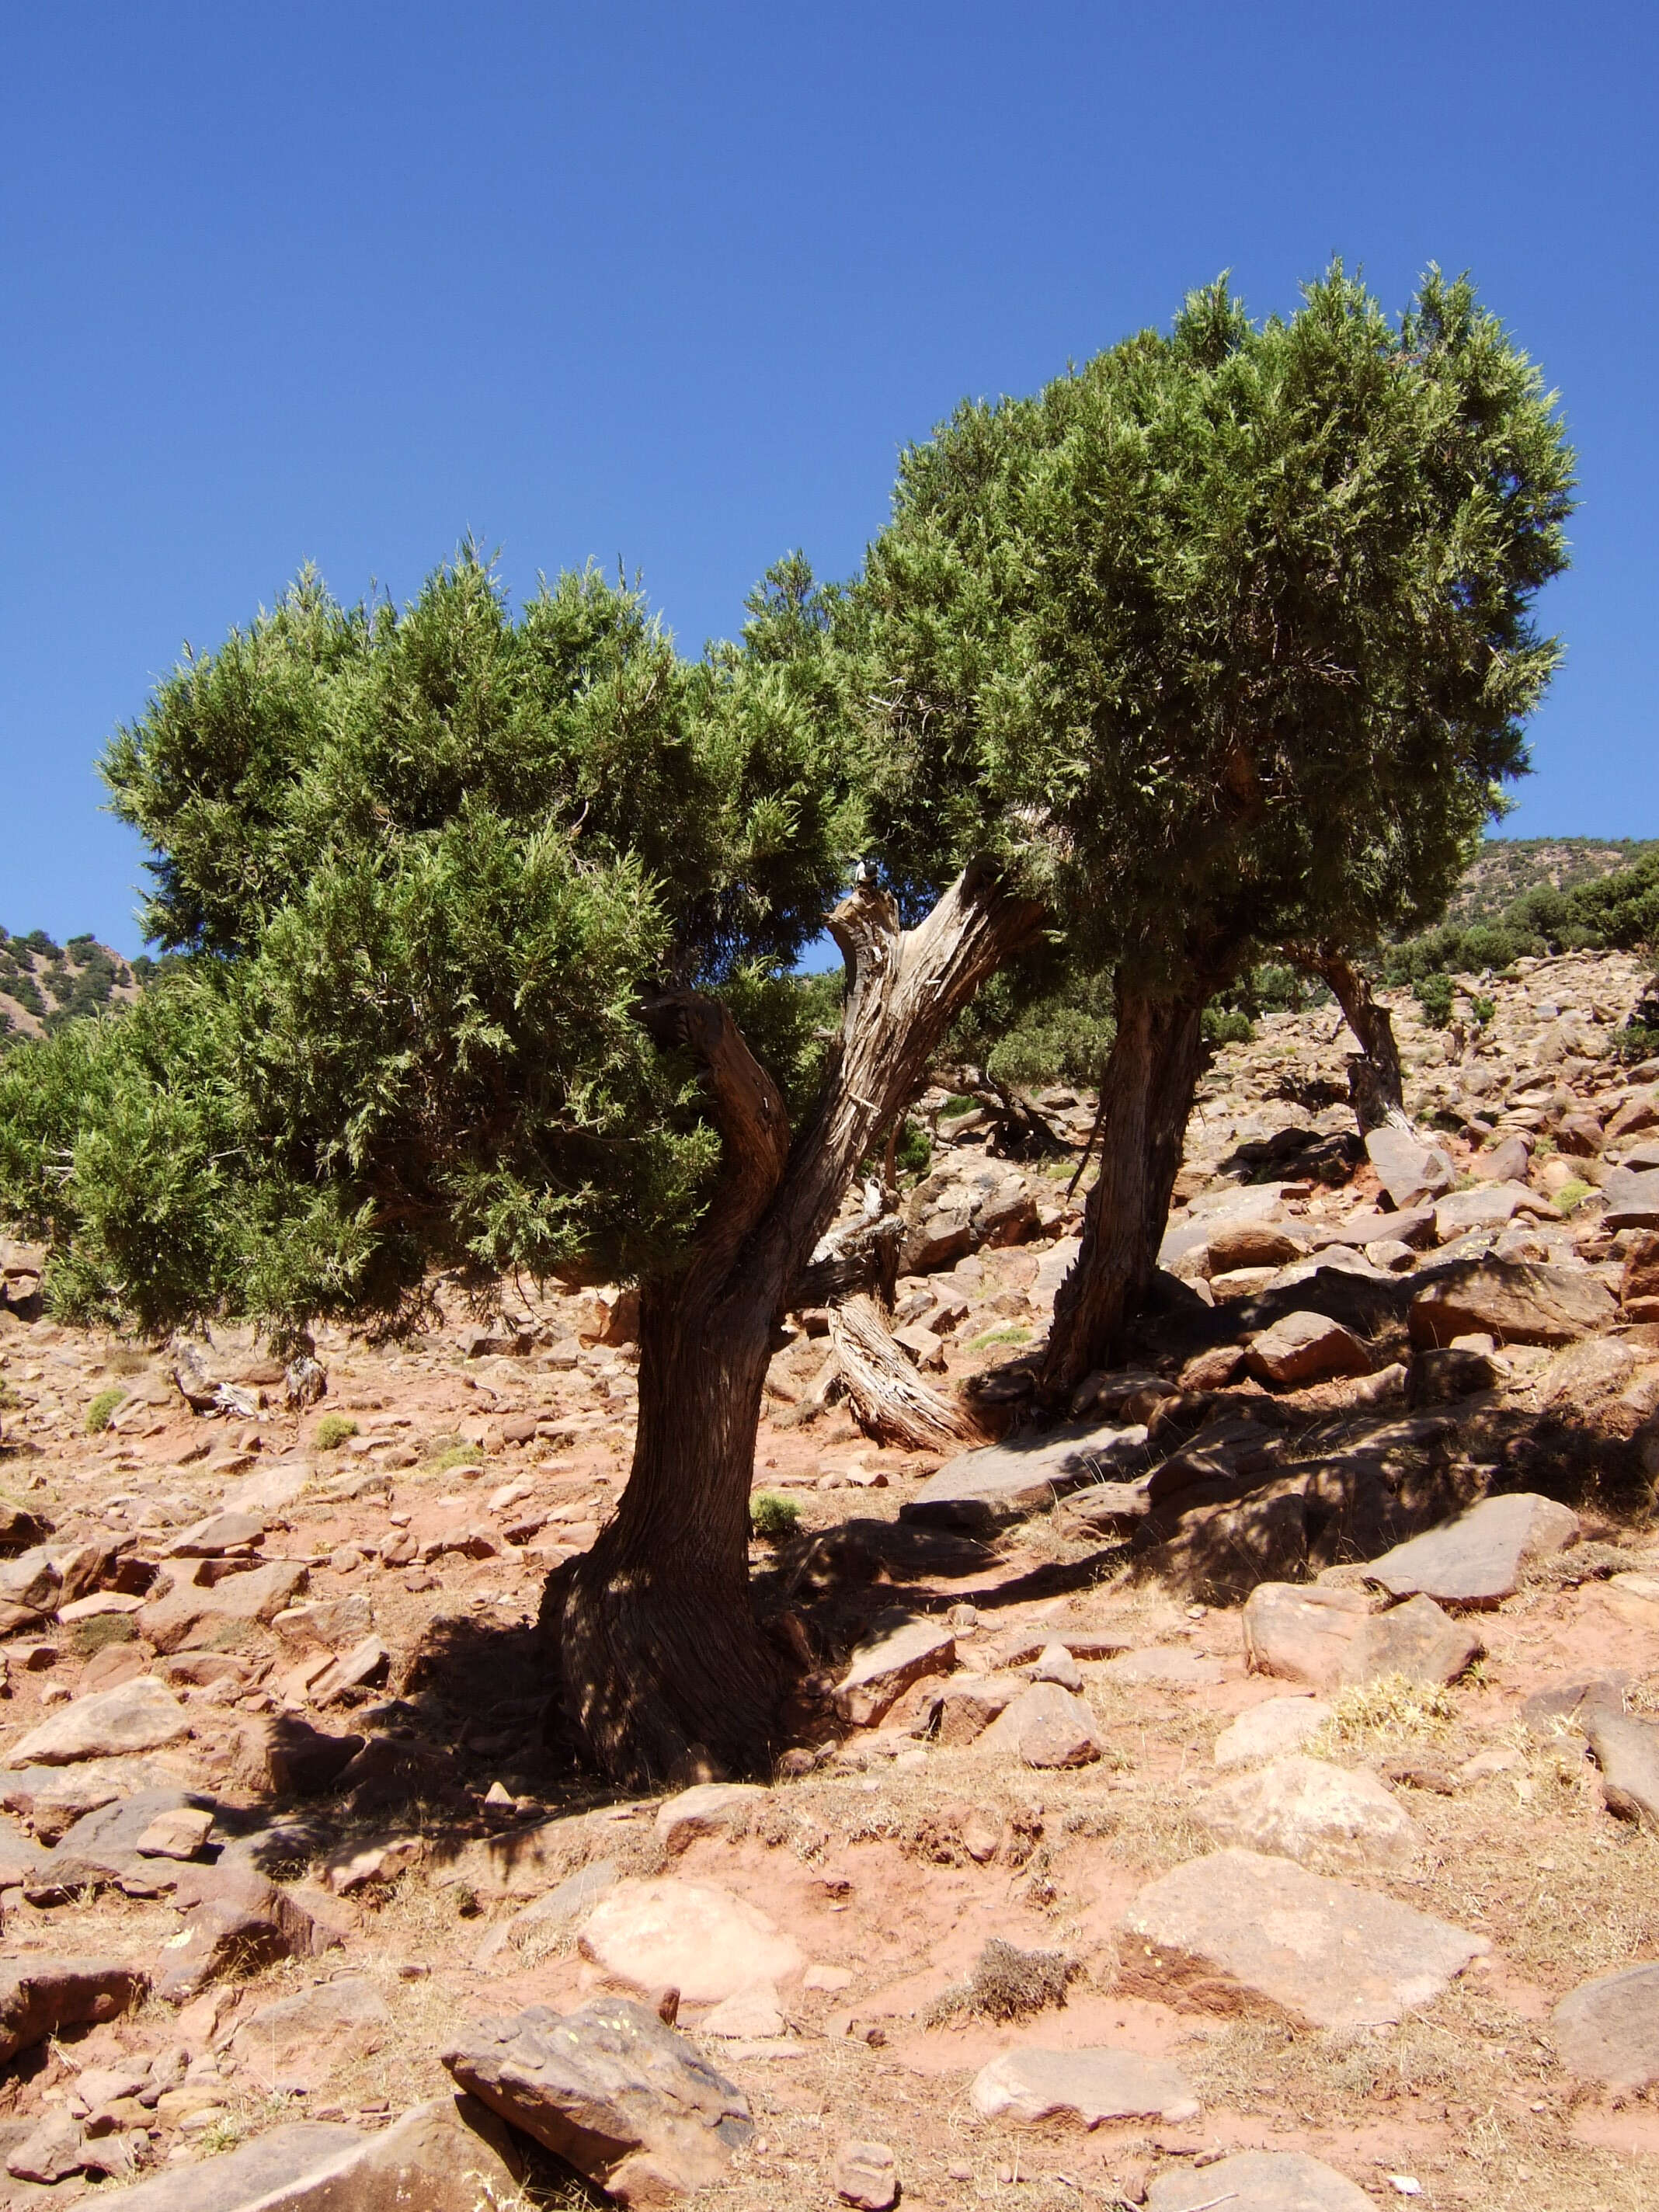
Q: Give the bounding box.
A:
[1447,836,1659,924]
[0,933,136,1045]
[2,948,1659,2210]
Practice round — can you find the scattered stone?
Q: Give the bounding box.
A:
[1585,1711,1659,1831]
[5,2106,85,2184]
[4,1674,190,1767]
[167,1509,266,1557]
[1522,1676,1627,1735]
[656,1781,767,1855]
[136,1803,215,1859]
[930,1675,1024,1745]
[1408,1257,1616,1348]
[30,1786,211,1899]
[1338,1595,1483,1687]
[0,1959,149,2065]
[1030,1640,1083,1691]
[978,1682,1104,1768]
[1108,1647,1226,1689]
[140,1556,309,1653]
[443,1996,753,2203]
[325,1831,425,1894]
[1605,1165,1659,1230]
[1247,1310,1372,1386]
[1404,1346,1501,1407]
[901,1417,1146,1529]
[473,1858,621,1968]
[833,2138,899,2210]
[273,1595,375,1650]
[969,2047,1198,2129]
[579,1876,804,2003]
[1213,1698,1331,1769]
[1604,1571,1659,1628]
[1241,1584,1376,1689]
[1119,1848,1486,2029]
[1366,1492,1580,1605]
[1432,1182,1546,1240]
[80,2121,366,2210]
[701,1984,786,2040]
[1146,2148,1371,2210]
[1550,1962,1659,2092]
[1196,1755,1421,1870]
[834,1613,956,1725]
[156,1862,335,2001]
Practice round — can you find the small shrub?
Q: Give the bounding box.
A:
[313,1411,358,1450]
[1202,1006,1254,1048]
[968,1323,1031,1351]
[894,1118,931,1177]
[927,1937,1082,2025]
[1553,1178,1595,1213]
[1468,993,1497,1028]
[937,1093,979,1121]
[85,1386,125,1433]
[750,1491,801,1542]
[69,1612,136,1657]
[1414,973,1455,1028]
[1313,1672,1455,1754]
[425,1437,484,1473]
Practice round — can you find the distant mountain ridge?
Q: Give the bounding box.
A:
[0,930,138,1043]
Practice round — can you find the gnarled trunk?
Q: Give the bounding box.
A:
[1040,978,1211,1394]
[1285,944,1411,1135]
[555,864,1043,1784]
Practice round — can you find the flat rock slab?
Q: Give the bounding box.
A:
[30,1787,212,1899]
[969,2046,1198,2128]
[1147,2147,1371,2210]
[1432,1181,1546,1241]
[1118,1847,1487,2029]
[1585,1711,1659,1831]
[1408,1257,1616,1348]
[1366,1492,1581,1605]
[443,1996,752,2203]
[1337,1595,1484,1688]
[1214,1699,1331,1769]
[900,1418,1146,1530]
[0,1756,187,1844]
[4,1677,190,1768]
[474,1857,621,1968]
[1196,1755,1421,1871]
[1522,1676,1628,1735]
[1107,1648,1226,1689]
[0,1960,150,2066]
[1551,1962,1659,2091]
[834,1614,956,1726]
[977,1682,1104,1768]
[579,1876,803,2003]
[1605,1166,1659,1230]
[1242,1584,1376,1690]
[233,1975,392,2094]
[140,1558,309,1654]
[655,1782,768,1856]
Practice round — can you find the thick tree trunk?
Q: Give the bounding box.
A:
[1285,944,1411,1135]
[1040,978,1211,1395]
[827,1291,978,1451]
[555,864,1043,1784]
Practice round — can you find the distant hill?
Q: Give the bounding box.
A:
[0,930,139,1045]
[1448,837,1659,923]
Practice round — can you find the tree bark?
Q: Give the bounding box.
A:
[826,1291,978,1451]
[1284,944,1411,1135]
[1040,977,1212,1395]
[555,863,1044,1784]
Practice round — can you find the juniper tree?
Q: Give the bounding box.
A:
[0,551,1042,1780]
[851,266,1574,1389]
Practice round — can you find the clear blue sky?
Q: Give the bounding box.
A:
[3,4,1654,957]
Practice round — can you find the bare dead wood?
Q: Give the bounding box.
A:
[828,1292,979,1450]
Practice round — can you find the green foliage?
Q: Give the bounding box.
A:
[1414,972,1456,1028]
[1202,1006,1254,1047]
[749,1491,801,1542]
[894,1118,931,1177]
[1383,846,1659,983]
[313,1412,357,1449]
[852,264,1574,993]
[1469,993,1497,1028]
[947,956,1117,1090]
[0,552,864,1343]
[84,1386,125,1433]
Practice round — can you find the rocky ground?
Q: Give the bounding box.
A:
[3,948,1659,2211]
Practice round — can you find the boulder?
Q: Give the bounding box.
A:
[273,1596,375,1651]
[1241,1584,1376,1690]
[1246,1311,1371,1387]
[1404,1347,1501,1407]
[5,2106,85,2184]
[1431,1181,1547,1241]
[28,1787,211,1900]
[3,1675,190,1767]
[977,1682,1104,1769]
[1119,1848,1486,2029]
[1206,1221,1307,1273]
[1195,1755,1421,1870]
[140,1556,309,1653]
[930,1675,1024,1746]
[655,1782,767,1855]
[1585,1711,1659,1832]
[1365,1128,1454,1210]
[1473,1135,1531,1184]
[1550,1963,1659,2092]
[1,1755,186,1843]
[1365,1492,1580,1605]
[697,1984,785,2040]
[1407,1257,1616,1348]
[969,2046,1198,2128]
[0,1546,61,1625]
[1146,2148,1372,2211]
[1604,1166,1659,1230]
[901,1417,1146,1530]
[60,2122,393,2210]
[167,1510,266,1558]
[443,1996,753,2204]
[578,1876,803,2004]
[1213,1698,1331,1769]
[0,1959,149,2066]
[156,1863,336,2002]
[1621,1229,1659,1321]
[834,1613,956,1725]
[473,1858,621,1968]
[1337,1595,1483,1687]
